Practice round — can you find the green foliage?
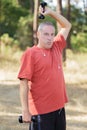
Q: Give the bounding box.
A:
[71,32,87,52]
[0,0,87,52]
[0,0,29,37]
[0,33,20,54]
[2,0,19,6]
[70,6,86,33]
[1,33,14,46]
[17,0,30,9]
[63,5,86,33]
[16,15,33,50]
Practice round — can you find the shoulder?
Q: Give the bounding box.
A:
[24,46,36,56]
[20,46,35,62]
[54,33,66,42]
[52,34,66,52]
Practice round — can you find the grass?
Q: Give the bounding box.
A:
[0,49,23,71]
[63,49,87,84]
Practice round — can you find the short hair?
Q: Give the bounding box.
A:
[38,22,55,31]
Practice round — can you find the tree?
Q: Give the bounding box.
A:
[66,0,72,49]
[33,0,39,45]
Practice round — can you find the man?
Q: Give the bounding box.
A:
[18,5,71,130]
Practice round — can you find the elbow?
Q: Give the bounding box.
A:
[65,23,72,33]
[68,23,72,31]
[63,22,72,31]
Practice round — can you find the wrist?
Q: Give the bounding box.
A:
[49,10,58,17]
[22,106,29,112]
[22,109,31,116]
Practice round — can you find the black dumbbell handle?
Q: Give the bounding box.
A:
[18,116,23,123]
[18,115,36,123]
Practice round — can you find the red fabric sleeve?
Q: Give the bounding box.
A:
[53,34,66,53]
[18,48,34,81]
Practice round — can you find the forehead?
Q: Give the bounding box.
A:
[41,25,55,33]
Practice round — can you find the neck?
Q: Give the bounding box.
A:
[37,43,44,49]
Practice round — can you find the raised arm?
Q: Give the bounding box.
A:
[39,6,71,40]
[19,79,31,123]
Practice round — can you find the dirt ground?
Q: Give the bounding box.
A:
[0,55,87,130]
[0,79,87,130]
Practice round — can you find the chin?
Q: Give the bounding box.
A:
[46,45,52,49]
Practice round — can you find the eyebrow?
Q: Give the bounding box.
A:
[43,32,55,35]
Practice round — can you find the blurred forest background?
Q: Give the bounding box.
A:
[0,0,87,130]
[0,0,87,53]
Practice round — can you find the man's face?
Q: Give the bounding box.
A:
[37,25,55,49]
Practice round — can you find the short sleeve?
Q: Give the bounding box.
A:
[53,34,66,53]
[18,49,34,81]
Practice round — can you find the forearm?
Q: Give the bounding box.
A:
[49,10,71,29]
[20,79,29,112]
[19,79,31,122]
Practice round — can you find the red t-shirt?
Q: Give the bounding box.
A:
[18,34,68,115]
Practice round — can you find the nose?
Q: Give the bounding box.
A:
[48,35,53,41]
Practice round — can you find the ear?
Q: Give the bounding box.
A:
[37,31,39,39]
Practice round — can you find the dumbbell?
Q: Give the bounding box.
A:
[18,116,23,123]
[18,115,36,123]
[38,2,47,19]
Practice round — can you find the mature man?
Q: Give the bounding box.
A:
[18,5,71,130]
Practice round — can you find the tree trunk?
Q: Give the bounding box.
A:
[33,0,39,45]
[66,0,72,49]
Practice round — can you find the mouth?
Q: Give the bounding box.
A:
[46,42,53,48]
[47,42,52,45]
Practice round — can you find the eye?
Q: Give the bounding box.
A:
[44,33,49,36]
[51,33,55,36]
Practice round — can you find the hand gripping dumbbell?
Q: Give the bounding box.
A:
[18,115,42,130]
[18,115,36,123]
[38,1,47,19]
